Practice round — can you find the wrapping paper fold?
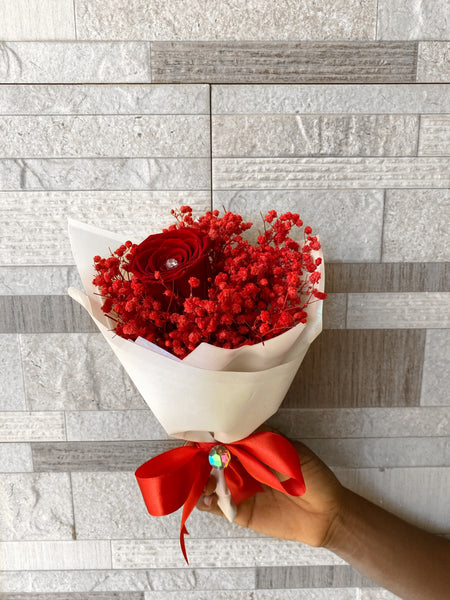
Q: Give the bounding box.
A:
[68,218,324,444]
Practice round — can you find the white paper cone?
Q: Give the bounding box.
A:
[68,219,325,443]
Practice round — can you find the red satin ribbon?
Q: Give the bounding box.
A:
[135,431,306,563]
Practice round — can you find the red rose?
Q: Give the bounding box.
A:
[129,227,210,298]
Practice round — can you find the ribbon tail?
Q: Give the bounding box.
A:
[179,459,212,564]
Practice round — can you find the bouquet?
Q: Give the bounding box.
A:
[68,206,326,562]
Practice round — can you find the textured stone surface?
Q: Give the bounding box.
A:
[0,443,33,472]
[66,410,165,441]
[0,159,210,191]
[0,115,209,158]
[32,441,178,472]
[211,84,450,114]
[0,334,26,410]
[383,190,450,262]
[334,467,450,534]
[0,0,75,40]
[0,84,209,114]
[0,191,210,264]
[322,294,346,330]
[152,42,416,84]
[418,115,450,155]
[21,334,146,410]
[377,0,450,40]
[0,412,66,442]
[326,263,450,293]
[112,539,345,569]
[141,594,254,600]
[213,157,450,189]
[284,330,425,408]
[347,293,450,329]
[0,595,143,600]
[71,472,256,539]
[213,115,418,157]
[417,42,450,82]
[0,296,96,334]
[0,42,150,83]
[256,565,376,589]
[0,568,255,593]
[76,0,376,40]
[214,190,384,262]
[360,590,402,600]
[0,473,74,540]
[0,540,111,570]
[0,267,81,294]
[421,329,450,406]
[257,591,359,599]
[305,437,449,468]
[268,407,450,438]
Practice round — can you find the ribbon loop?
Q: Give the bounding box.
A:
[135,431,305,563]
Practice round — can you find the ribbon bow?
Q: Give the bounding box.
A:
[135,431,305,563]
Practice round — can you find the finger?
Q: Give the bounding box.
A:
[203,474,216,496]
[196,492,224,518]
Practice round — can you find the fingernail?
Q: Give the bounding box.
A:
[203,495,213,507]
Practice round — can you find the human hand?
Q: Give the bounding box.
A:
[197,438,346,548]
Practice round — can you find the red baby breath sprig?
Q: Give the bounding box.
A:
[92,207,327,359]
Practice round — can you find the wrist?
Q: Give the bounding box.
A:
[320,487,360,553]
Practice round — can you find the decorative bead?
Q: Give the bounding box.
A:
[208,445,231,470]
[165,258,179,269]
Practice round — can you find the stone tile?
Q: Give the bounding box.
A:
[0,412,66,442]
[211,84,450,114]
[0,158,22,189]
[0,115,210,158]
[0,473,74,540]
[418,115,450,156]
[0,191,210,264]
[360,591,402,600]
[0,568,255,593]
[326,263,450,293]
[284,330,425,408]
[1,595,143,600]
[143,594,254,600]
[417,42,450,82]
[213,157,450,190]
[76,0,376,40]
[0,335,26,410]
[72,471,256,539]
[304,437,449,468]
[0,158,210,191]
[213,115,418,157]
[152,42,415,84]
[20,334,146,410]
[0,267,81,295]
[0,540,111,570]
[112,539,345,569]
[0,595,143,600]
[377,0,450,40]
[347,293,450,329]
[256,565,376,589]
[66,410,165,441]
[0,0,75,40]
[0,84,209,115]
[421,329,450,406]
[334,467,450,534]
[256,591,359,600]
[0,42,150,83]
[0,296,96,334]
[383,190,450,262]
[267,407,450,438]
[322,294,346,330]
[0,443,33,472]
[214,190,384,262]
[32,441,178,471]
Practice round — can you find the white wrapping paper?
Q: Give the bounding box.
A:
[68,218,324,444]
